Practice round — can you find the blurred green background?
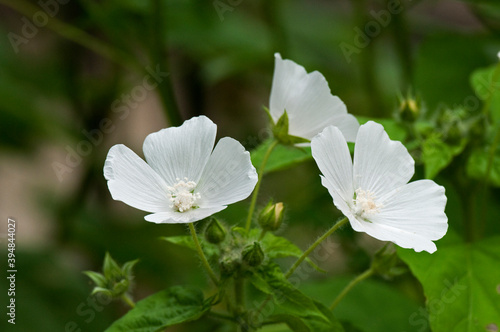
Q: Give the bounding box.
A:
[1,0,500,331]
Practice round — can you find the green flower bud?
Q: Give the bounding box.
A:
[258,201,284,231]
[397,93,421,123]
[219,252,240,277]
[242,242,265,267]
[204,218,226,244]
[84,252,138,299]
[371,244,406,279]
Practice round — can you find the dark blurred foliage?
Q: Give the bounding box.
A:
[1,0,500,331]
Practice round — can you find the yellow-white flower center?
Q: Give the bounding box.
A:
[353,188,382,220]
[167,178,200,212]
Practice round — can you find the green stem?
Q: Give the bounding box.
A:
[234,275,245,313]
[188,223,218,285]
[121,294,136,309]
[245,140,279,232]
[285,217,348,278]
[329,267,374,311]
[254,217,349,322]
[208,311,238,323]
[0,0,140,72]
[478,123,500,238]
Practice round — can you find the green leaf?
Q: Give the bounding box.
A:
[273,111,290,142]
[122,259,140,276]
[250,229,325,273]
[251,139,312,175]
[269,303,343,332]
[467,144,500,186]
[160,235,197,250]
[160,235,219,259]
[470,64,500,122]
[422,134,467,179]
[105,286,211,332]
[103,252,122,280]
[397,232,500,332]
[83,271,107,288]
[249,263,343,331]
[300,277,424,332]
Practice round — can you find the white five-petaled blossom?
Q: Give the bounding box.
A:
[311,121,448,253]
[104,116,258,224]
[269,53,360,142]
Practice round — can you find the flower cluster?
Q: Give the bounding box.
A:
[104,54,448,253]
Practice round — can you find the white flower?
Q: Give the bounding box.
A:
[269,53,359,142]
[104,116,258,224]
[311,121,448,253]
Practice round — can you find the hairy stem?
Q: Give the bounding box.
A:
[188,223,218,285]
[245,140,279,232]
[329,267,374,311]
[285,217,348,278]
[121,294,136,308]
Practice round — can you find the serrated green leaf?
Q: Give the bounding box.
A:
[422,134,467,179]
[467,144,500,186]
[471,64,500,122]
[160,235,197,250]
[251,139,312,175]
[397,231,500,332]
[249,263,342,331]
[249,229,325,273]
[266,303,344,331]
[160,235,220,259]
[105,286,211,332]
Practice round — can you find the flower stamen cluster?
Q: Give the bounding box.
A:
[167,178,200,212]
[353,188,383,220]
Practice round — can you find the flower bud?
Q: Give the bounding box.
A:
[397,93,420,123]
[258,201,284,232]
[242,242,265,267]
[371,244,406,279]
[204,218,226,244]
[219,252,240,277]
[84,252,138,299]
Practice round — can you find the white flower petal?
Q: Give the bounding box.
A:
[145,206,227,224]
[353,121,414,197]
[196,137,258,207]
[312,125,354,204]
[351,180,448,253]
[270,53,358,141]
[321,176,354,219]
[104,144,170,213]
[142,116,216,185]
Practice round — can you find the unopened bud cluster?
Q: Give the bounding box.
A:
[84,252,138,299]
